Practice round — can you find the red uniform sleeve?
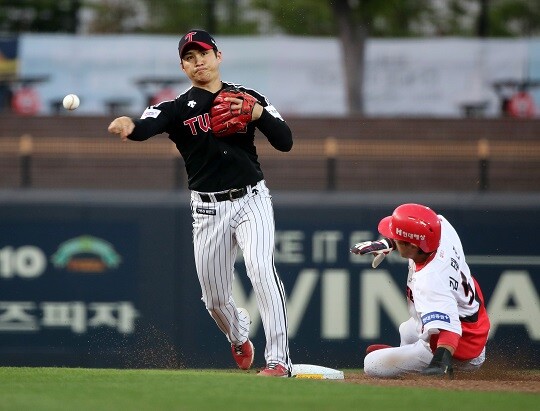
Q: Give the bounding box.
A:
[437,329,460,351]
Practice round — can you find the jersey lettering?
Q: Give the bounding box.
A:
[406,285,414,302]
[197,114,211,132]
[183,113,211,135]
[449,276,459,291]
[461,272,475,305]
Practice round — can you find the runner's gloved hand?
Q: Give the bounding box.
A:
[350,238,395,268]
[421,347,454,379]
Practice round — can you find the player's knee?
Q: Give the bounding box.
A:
[203,293,228,309]
[363,352,387,378]
[399,317,418,345]
[206,304,224,319]
[364,350,403,378]
[205,301,226,316]
[398,321,408,335]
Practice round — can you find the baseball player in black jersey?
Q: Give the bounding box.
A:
[108,29,293,377]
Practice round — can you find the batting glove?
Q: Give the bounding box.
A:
[421,347,454,379]
[350,238,395,268]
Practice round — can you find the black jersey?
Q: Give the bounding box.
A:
[128,81,293,192]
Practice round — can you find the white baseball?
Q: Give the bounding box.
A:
[63,94,80,110]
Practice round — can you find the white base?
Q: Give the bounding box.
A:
[291,364,344,380]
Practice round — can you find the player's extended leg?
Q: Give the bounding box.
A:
[366,317,418,354]
[235,181,292,373]
[191,197,249,346]
[364,339,433,378]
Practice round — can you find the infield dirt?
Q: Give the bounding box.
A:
[345,366,540,393]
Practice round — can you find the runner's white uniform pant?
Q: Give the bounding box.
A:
[191,180,291,370]
[364,317,486,378]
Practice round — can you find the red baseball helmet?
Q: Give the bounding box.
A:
[378,203,441,253]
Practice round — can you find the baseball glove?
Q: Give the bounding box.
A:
[210,87,258,137]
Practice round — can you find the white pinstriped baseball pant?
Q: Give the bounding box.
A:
[190,180,292,370]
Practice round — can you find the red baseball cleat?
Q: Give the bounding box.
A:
[231,340,254,370]
[365,344,393,354]
[257,363,290,377]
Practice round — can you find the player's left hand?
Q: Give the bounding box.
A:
[210,87,259,137]
[224,96,263,121]
[350,238,394,268]
[421,347,454,379]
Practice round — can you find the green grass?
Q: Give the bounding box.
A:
[0,367,537,411]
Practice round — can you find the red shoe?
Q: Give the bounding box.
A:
[257,363,290,377]
[231,340,254,370]
[366,344,393,354]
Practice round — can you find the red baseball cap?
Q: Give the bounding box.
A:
[178,29,218,58]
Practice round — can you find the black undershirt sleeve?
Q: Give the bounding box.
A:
[128,117,168,141]
[255,109,293,152]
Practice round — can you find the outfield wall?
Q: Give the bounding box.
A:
[1,190,539,369]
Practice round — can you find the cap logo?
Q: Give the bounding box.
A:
[184,32,197,42]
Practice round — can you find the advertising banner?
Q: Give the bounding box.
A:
[0,200,185,367]
[1,193,538,369]
[234,203,540,369]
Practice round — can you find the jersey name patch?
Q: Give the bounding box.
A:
[265,105,284,121]
[196,207,216,215]
[141,108,161,119]
[421,311,450,325]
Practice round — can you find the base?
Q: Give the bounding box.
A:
[291,364,344,380]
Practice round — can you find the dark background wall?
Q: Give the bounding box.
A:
[2,115,540,140]
[1,190,538,369]
[1,115,540,192]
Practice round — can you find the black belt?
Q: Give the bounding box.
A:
[199,187,248,202]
